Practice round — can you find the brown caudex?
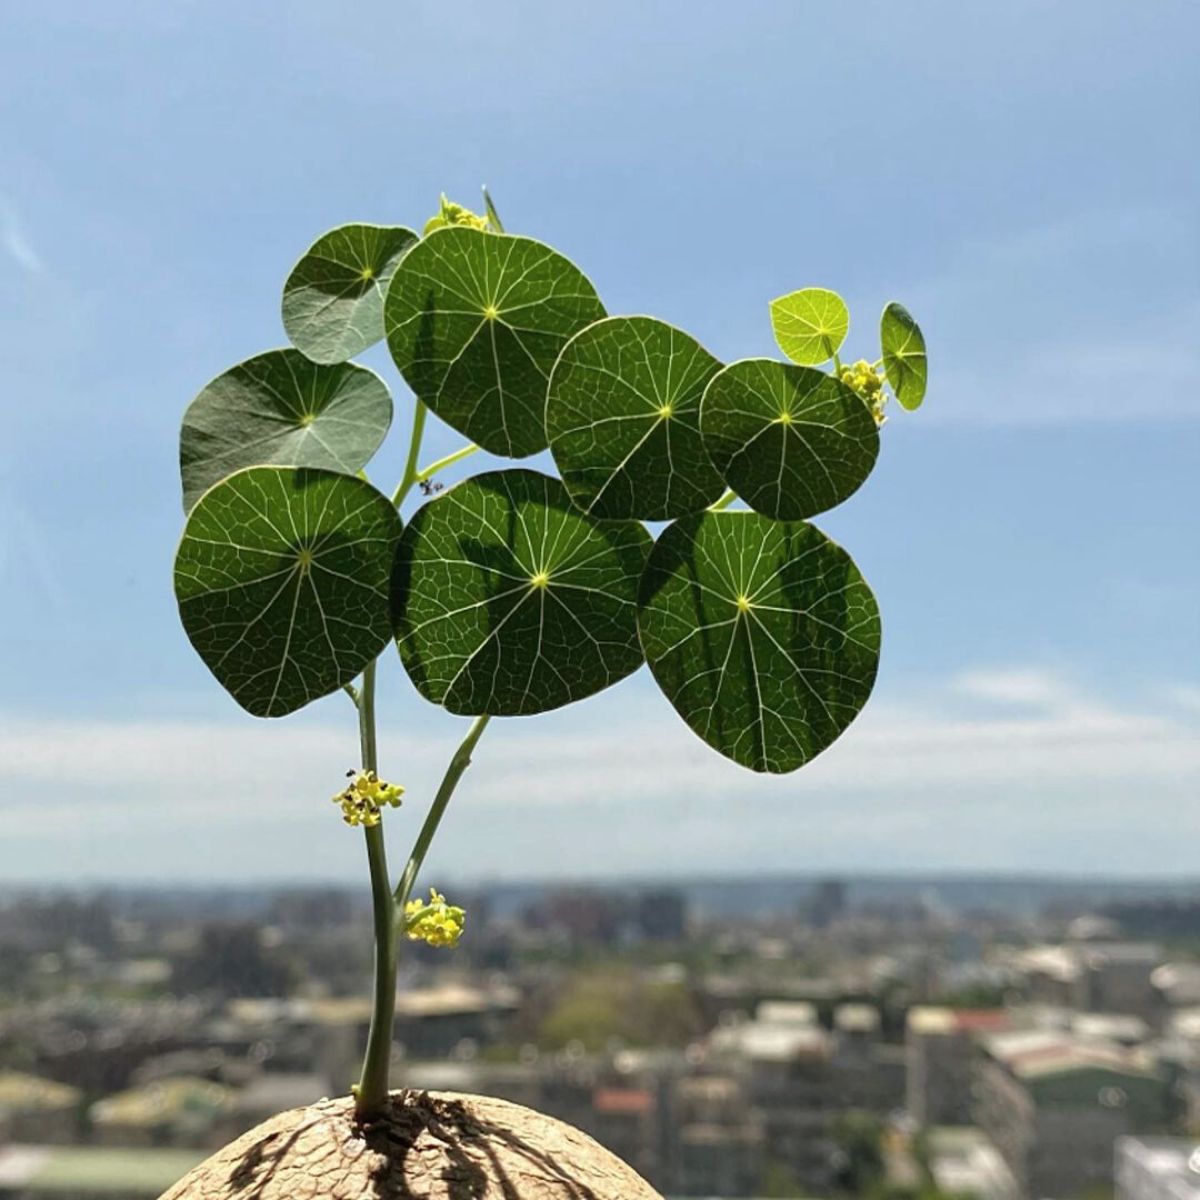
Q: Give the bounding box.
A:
[162,1090,663,1200]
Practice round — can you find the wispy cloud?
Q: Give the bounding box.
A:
[0,199,45,276]
[909,206,1200,426]
[0,667,1196,881]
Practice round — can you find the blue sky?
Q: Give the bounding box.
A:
[1,1,1197,884]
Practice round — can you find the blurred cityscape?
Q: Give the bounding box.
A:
[1,875,1199,1199]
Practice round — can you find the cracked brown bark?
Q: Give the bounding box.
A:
[161,1090,663,1200]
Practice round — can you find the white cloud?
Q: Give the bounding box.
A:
[952,666,1078,710]
[0,667,1196,881]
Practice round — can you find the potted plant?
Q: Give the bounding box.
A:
[164,192,926,1198]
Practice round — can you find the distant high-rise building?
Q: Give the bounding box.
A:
[806,879,847,929]
[635,890,688,942]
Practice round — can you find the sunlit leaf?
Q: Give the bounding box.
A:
[393,469,650,716]
[880,302,927,410]
[282,224,417,363]
[384,227,606,458]
[174,467,402,718]
[179,349,392,513]
[769,288,849,365]
[700,359,879,520]
[547,316,725,520]
[638,510,880,773]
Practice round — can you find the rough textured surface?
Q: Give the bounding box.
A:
[161,1090,663,1200]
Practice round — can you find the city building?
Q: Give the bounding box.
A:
[0,1074,80,1145]
[925,1126,1019,1200]
[89,1076,231,1148]
[906,1006,1010,1126]
[976,1030,1173,1197]
[1116,1136,1200,1200]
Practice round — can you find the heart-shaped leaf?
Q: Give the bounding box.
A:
[384,227,606,458]
[638,510,880,773]
[179,350,392,513]
[700,359,879,520]
[282,224,417,363]
[393,469,650,716]
[174,467,403,718]
[546,316,725,521]
[769,288,850,366]
[880,302,927,410]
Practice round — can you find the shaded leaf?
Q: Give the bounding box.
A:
[547,316,725,520]
[282,224,417,363]
[638,510,880,773]
[179,349,392,512]
[385,227,606,458]
[482,186,505,232]
[880,302,927,410]
[700,359,879,520]
[174,467,402,718]
[393,469,650,716]
[770,288,849,365]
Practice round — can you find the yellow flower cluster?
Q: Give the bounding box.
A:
[332,770,405,827]
[838,359,888,426]
[404,888,466,948]
[423,194,489,236]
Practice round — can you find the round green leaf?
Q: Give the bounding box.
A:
[880,302,927,410]
[546,316,725,521]
[174,467,403,718]
[393,469,650,716]
[282,224,417,363]
[179,349,392,513]
[638,510,880,773]
[384,227,606,458]
[700,359,879,520]
[769,288,849,365]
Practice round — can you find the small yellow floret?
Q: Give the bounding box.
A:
[838,359,888,426]
[404,888,466,948]
[332,769,405,827]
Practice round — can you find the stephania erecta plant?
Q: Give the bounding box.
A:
[172,190,927,1126]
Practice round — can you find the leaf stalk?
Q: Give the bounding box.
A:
[416,442,480,483]
[353,659,397,1120]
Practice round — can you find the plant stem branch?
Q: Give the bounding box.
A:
[707,489,737,512]
[394,715,491,914]
[353,659,396,1120]
[416,442,480,482]
[390,400,429,508]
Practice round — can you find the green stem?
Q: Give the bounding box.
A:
[394,715,491,914]
[390,400,429,507]
[353,660,396,1120]
[416,442,480,483]
[832,351,843,374]
[707,488,737,512]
